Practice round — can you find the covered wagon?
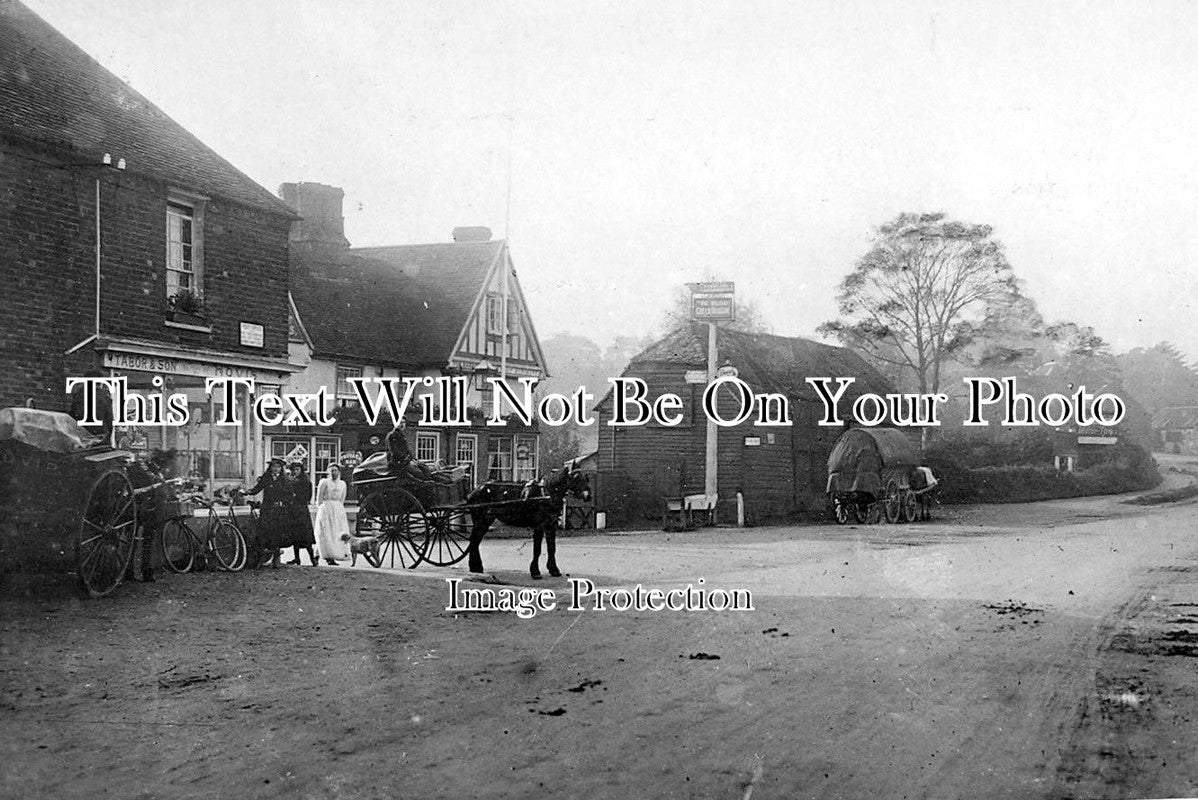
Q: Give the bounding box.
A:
[825,427,935,524]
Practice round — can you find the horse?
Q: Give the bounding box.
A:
[465,464,592,579]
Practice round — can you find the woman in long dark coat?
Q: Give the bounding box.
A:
[244,458,289,568]
[285,462,318,566]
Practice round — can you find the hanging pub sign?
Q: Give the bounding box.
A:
[688,281,736,322]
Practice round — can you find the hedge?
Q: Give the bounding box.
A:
[924,432,1160,504]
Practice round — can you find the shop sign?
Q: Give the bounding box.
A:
[239,322,265,348]
[103,351,271,382]
[283,444,309,462]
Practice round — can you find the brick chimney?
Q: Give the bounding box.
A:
[279,182,349,247]
[452,226,492,243]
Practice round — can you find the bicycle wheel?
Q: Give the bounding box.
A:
[209,520,243,571]
[160,518,195,573]
[225,520,248,571]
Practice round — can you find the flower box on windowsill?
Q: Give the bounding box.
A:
[165,310,212,331]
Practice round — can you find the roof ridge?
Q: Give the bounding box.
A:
[0,0,296,217]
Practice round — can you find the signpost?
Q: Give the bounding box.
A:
[687,282,736,519]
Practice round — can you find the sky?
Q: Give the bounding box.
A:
[23,0,1198,358]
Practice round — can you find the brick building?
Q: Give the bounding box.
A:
[595,324,893,527]
[282,182,548,494]
[0,0,298,489]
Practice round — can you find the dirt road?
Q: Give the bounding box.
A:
[3,493,1198,799]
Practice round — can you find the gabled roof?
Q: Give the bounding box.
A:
[289,240,504,368]
[0,0,294,217]
[630,323,893,402]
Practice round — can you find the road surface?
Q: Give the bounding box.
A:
[2,490,1197,799]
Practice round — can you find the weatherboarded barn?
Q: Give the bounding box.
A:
[595,324,893,527]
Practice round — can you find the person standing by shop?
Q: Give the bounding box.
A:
[124,449,179,582]
[314,464,351,565]
[286,462,318,566]
[244,458,288,569]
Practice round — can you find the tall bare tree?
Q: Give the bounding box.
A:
[819,213,1022,397]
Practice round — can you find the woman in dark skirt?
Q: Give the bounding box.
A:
[285,462,318,566]
[244,458,289,568]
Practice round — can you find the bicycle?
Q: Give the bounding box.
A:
[221,489,276,569]
[159,489,246,573]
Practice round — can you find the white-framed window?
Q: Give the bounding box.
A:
[514,434,538,482]
[415,432,439,465]
[455,433,478,487]
[166,197,203,299]
[486,293,503,334]
[335,365,363,398]
[487,436,512,481]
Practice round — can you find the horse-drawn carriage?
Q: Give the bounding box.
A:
[0,408,139,598]
[351,451,591,578]
[825,427,937,524]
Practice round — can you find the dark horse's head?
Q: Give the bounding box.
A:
[545,462,592,503]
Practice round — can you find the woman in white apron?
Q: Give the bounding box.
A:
[314,464,351,564]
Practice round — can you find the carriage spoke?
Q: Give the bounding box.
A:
[107,495,134,527]
[79,537,105,568]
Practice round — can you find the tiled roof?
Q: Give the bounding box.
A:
[290,241,502,368]
[0,0,295,217]
[634,323,894,401]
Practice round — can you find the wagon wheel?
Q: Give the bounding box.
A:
[76,468,137,598]
[834,502,850,525]
[882,481,901,524]
[356,487,426,569]
[421,508,473,566]
[902,490,918,523]
[853,503,868,524]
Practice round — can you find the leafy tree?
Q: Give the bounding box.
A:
[818,213,1022,396]
[1117,342,1198,415]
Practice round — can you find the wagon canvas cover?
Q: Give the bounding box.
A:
[0,408,99,453]
[825,427,919,495]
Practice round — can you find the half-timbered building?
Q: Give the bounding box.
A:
[282,182,548,496]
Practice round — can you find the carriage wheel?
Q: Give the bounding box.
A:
[902,490,918,523]
[160,518,194,574]
[76,468,137,598]
[834,503,850,525]
[853,504,868,524]
[210,520,244,571]
[421,509,472,566]
[882,481,901,524]
[356,488,426,569]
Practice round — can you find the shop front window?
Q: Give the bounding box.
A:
[113,372,252,492]
[268,435,339,501]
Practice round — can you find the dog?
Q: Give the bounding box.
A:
[347,533,380,567]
